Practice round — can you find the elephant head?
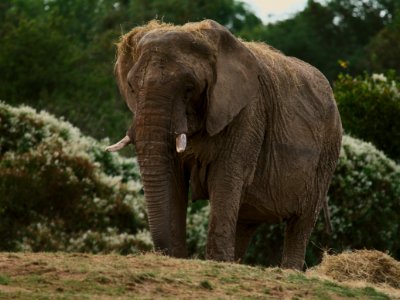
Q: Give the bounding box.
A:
[107,20,262,255]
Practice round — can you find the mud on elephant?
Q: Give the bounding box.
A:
[106,19,342,270]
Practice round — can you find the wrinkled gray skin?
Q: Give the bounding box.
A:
[111,20,342,270]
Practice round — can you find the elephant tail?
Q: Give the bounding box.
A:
[322,197,332,235]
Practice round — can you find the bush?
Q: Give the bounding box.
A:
[2,102,399,266]
[0,102,151,254]
[186,136,400,266]
[186,202,209,258]
[317,136,400,259]
[334,72,400,161]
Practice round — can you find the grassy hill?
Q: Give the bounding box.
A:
[0,251,398,299]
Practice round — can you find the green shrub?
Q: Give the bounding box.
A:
[186,202,209,258]
[334,72,400,161]
[316,135,400,259]
[186,136,400,266]
[0,102,151,254]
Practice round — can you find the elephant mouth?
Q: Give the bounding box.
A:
[105,133,187,153]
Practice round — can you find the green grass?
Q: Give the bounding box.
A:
[199,280,213,290]
[0,274,10,285]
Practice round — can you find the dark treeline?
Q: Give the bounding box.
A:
[1,0,399,141]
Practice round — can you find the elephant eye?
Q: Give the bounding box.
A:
[184,84,194,101]
[128,82,135,94]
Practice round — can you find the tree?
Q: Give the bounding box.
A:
[242,0,398,81]
[0,0,261,141]
[362,12,400,74]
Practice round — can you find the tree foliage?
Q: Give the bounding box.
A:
[0,0,262,141]
[242,0,398,80]
[363,13,400,74]
[1,0,398,142]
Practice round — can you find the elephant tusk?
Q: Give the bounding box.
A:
[176,133,187,153]
[105,135,131,152]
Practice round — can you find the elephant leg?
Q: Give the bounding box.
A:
[169,194,188,258]
[234,222,259,262]
[281,214,316,270]
[281,132,341,269]
[169,164,189,258]
[206,176,243,262]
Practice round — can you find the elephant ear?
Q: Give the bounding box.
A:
[203,20,261,136]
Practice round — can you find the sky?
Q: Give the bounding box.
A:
[241,0,325,24]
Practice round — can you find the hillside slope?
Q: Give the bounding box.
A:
[0,252,396,299]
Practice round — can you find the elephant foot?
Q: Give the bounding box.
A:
[281,256,305,270]
[206,245,235,262]
[205,223,236,262]
[170,247,188,259]
[281,215,316,270]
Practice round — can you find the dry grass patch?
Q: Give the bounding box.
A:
[0,252,393,299]
[309,250,400,299]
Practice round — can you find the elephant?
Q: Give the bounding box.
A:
[106,19,342,270]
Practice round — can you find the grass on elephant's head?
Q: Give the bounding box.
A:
[0,251,395,299]
[117,20,217,61]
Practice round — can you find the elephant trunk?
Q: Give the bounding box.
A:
[140,158,171,251]
[135,93,175,253]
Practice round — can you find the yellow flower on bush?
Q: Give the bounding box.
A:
[338,59,348,69]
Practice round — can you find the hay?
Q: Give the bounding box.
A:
[116,19,216,61]
[314,250,400,289]
[245,41,283,62]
